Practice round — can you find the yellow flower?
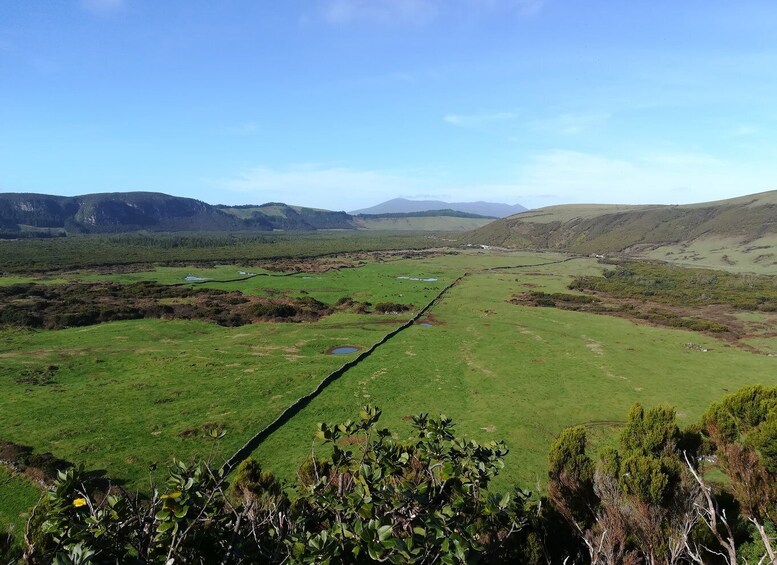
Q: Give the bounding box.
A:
[161,491,182,500]
[72,498,87,508]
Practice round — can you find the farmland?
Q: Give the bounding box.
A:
[2,239,777,537]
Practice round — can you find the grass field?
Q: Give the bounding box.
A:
[2,246,776,519]
[0,467,40,537]
[248,260,777,490]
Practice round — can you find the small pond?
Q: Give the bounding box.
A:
[184,275,210,282]
[328,346,360,355]
[397,276,438,282]
[417,322,433,327]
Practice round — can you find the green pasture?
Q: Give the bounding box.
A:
[249,262,777,491]
[0,467,40,537]
[0,315,414,487]
[0,251,578,488]
[2,247,775,503]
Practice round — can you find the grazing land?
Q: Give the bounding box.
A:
[2,232,777,532]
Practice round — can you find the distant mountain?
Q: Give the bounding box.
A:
[350,198,527,218]
[0,192,496,235]
[466,190,777,256]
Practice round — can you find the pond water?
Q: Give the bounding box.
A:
[397,276,438,282]
[418,322,433,327]
[329,346,359,355]
[184,275,210,282]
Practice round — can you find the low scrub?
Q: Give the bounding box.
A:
[373,301,414,314]
[512,291,729,334]
[570,261,777,311]
[0,281,334,329]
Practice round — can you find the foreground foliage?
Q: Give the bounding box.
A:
[23,408,532,564]
[15,386,777,564]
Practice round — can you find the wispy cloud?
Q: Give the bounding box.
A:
[208,164,427,210]
[205,147,776,211]
[319,0,543,25]
[444,111,518,127]
[531,112,610,135]
[731,124,757,137]
[81,0,125,15]
[513,149,774,207]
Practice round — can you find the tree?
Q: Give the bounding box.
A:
[704,385,777,562]
[548,404,703,565]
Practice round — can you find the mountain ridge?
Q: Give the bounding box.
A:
[0,192,496,235]
[350,198,526,218]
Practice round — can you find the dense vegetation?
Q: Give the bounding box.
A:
[7,386,776,563]
[570,262,777,311]
[0,231,439,272]
[0,281,339,329]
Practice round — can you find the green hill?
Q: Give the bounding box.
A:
[467,190,777,271]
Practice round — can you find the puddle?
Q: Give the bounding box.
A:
[328,346,360,355]
[397,276,438,282]
[184,275,210,282]
[418,322,433,327]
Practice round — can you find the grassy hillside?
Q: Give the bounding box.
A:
[467,190,777,270]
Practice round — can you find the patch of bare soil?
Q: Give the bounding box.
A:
[416,312,444,326]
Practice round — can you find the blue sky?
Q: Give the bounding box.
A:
[1,0,776,210]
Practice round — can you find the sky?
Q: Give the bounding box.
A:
[1,0,776,211]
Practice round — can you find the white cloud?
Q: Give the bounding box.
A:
[81,0,124,14]
[444,111,518,127]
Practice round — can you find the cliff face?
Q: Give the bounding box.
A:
[0,192,258,233]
